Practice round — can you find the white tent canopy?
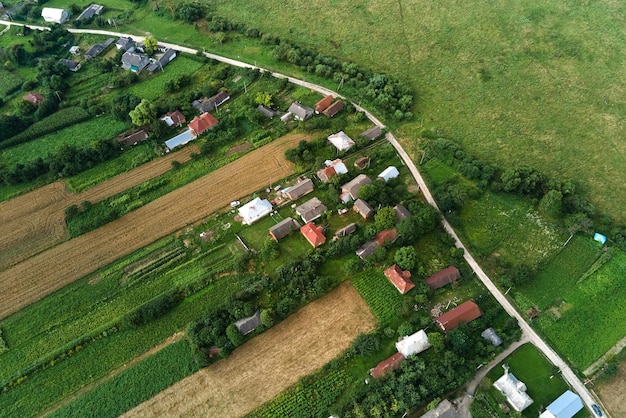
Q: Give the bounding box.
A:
[41,7,69,23]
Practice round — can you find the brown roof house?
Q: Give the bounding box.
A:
[353,199,374,219]
[361,125,382,141]
[285,178,314,201]
[436,300,482,331]
[425,266,461,290]
[375,228,398,246]
[269,217,300,241]
[323,100,344,118]
[315,94,334,114]
[370,352,405,379]
[118,129,148,147]
[23,92,45,106]
[300,223,326,248]
[384,264,415,294]
[160,110,186,128]
[341,174,372,202]
[295,197,327,223]
[188,113,218,136]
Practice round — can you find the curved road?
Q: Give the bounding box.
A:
[0,20,604,417]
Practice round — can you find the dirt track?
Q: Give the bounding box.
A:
[0,146,199,271]
[123,282,376,418]
[0,135,305,320]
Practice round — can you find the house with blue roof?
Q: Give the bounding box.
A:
[539,390,584,418]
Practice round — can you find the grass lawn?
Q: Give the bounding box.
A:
[533,249,626,369]
[0,68,23,97]
[0,116,128,165]
[485,343,568,417]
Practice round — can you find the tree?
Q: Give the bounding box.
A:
[260,309,275,327]
[254,91,273,108]
[539,190,563,218]
[353,333,379,356]
[394,246,418,270]
[225,323,244,347]
[260,238,280,261]
[143,36,158,54]
[374,206,396,231]
[129,99,157,126]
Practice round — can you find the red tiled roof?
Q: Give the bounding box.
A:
[315,95,334,113]
[300,223,326,248]
[188,112,218,136]
[375,228,398,245]
[436,300,482,331]
[384,264,415,294]
[370,352,405,379]
[425,266,461,290]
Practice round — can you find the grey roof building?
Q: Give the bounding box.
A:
[58,59,80,72]
[361,125,382,140]
[335,223,357,239]
[76,4,104,20]
[353,199,374,219]
[121,51,150,73]
[116,36,136,51]
[295,197,327,223]
[341,174,372,201]
[394,204,412,221]
[257,105,279,119]
[234,311,262,335]
[420,399,459,418]
[192,91,230,113]
[147,48,177,72]
[85,38,114,60]
[481,328,503,346]
[287,101,313,121]
[285,178,314,201]
[356,241,379,260]
[269,217,300,241]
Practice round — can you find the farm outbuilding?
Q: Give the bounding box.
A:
[361,125,382,141]
[378,166,400,182]
[164,129,195,151]
[41,7,69,23]
[335,223,356,239]
[593,233,607,244]
[323,100,344,118]
[353,199,374,219]
[425,266,461,290]
[481,327,503,346]
[234,310,261,335]
[327,131,355,152]
[396,329,430,357]
[238,198,273,225]
[393,204,412,221]
[284,178,314,201]
[356,241,379,260]
[269,217,300,241]
[295,197,327,223]
[76,4,104,21]
[370,352,405,379]
[435,300,482,331]
[539,390,583,418]
[419,399,457,418]
[315,95,334,114]
[119,130,148,147]
[375,228,398,245]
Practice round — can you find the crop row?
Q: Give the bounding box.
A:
[352,270,404,325]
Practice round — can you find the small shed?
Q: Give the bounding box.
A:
[481,327,503,346]
[328,131,355,152]
[234,311,262,335]
[301,223,326,248]
[69,45,81,55]
[593,233,607,244]
[335,223,356,239]
[378,166,400,182]
[354,156,370,170]
[238,198,273,225]
[269,217,300,241]
[41,7,69,24]
[353,199,374,219]
[375,228,398,245]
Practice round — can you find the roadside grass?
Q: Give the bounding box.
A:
[484,343,568,417]
[533,249,626,369]
[65,143,157,192]
[124,56,205,101]
[0,116,128,165]
[206,0,626,223]
[49,340,199,418]
[517,235,602,309]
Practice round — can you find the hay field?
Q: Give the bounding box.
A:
[0,146,198,271]
[0,135,305,320]
[211,0,626,222]
[123,282,376,418]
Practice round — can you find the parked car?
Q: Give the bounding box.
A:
[230,200,240,208]
[592,404,603,417]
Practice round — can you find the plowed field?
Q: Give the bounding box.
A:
[123,282,376,418]
[0,135,306,320]
[0,146,199,271]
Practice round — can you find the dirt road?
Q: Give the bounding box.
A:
[0,135,304,320]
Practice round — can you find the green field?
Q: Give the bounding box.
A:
[0,116,128,165]
[124,56,205,100]
[352,269,405,325]
[0,68,23,98]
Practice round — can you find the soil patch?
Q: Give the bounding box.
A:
[0,135,306,320]
[596,361,626,418]
[123,282,376,418]
[0,146,199,271]
[225,142,252,156]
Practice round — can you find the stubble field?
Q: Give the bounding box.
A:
[0,134,306,320]
[123,282,376,418]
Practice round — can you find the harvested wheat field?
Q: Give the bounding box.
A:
[124,282,376,418]
[596,362,626,418]
[0,135,306,320]
[0,146,199,271]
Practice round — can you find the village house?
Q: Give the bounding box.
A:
[425,266,461,290]
[257,105,279,119]
[238,198,273,225]
[315,95,334,114]
[118,130,148,147]
[394,204,412,221]
[121,51,150,73]
[284,178,314,201]
[188,112,218,136]
[384,264,415,294]
[41,7,69,23]
[76,4,104,21]
[234,311,262,335]
[58,59,80,72]
[419,399,458,418]
[115,36,135,51]
[375,228,398,246]
[353,199,374,219]
[147,48,177,73]
[493,365,534,412]
[356,241,379,260]
[435,300,482,331]
[323,100,344,118]
[192,91,230,113]
[328,131,355,152]
[361,125,382,141]
[378,166,400,182]
[285,101,313,121]
[295,197,327,223]
[269,217,300,241]
[316,159,348,183]
[300,223,326,248]
[159,110,186,128]
[341,174,372,202]
[539,390,583,418]
[334,223,356,239]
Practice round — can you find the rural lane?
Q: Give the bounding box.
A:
[0,21,604,417]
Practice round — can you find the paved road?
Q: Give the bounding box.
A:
[0,20,605,417]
